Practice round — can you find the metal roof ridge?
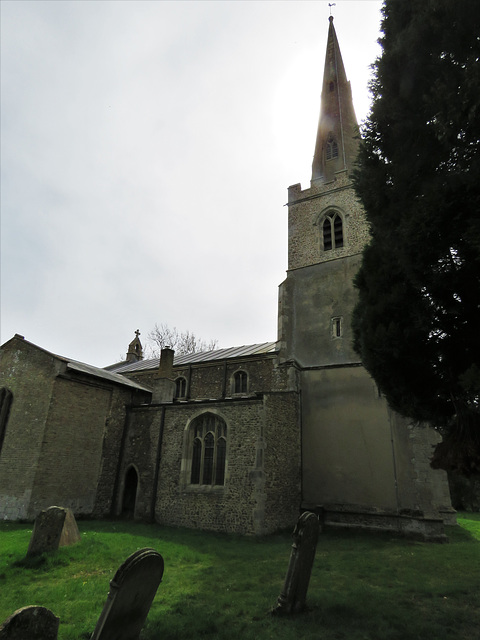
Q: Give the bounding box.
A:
[108,341,278,373]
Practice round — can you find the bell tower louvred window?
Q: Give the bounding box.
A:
[322,212,344,251]
[326,133,339,161]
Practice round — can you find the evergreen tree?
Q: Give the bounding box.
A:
[352,0,480,474]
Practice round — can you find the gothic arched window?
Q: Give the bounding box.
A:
[326,133,338,161]
[322,212,344,251]
[189,413,227,486]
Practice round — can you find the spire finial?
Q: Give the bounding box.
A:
[328,3,336,18]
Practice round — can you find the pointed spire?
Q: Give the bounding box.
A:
[311,16,358,183]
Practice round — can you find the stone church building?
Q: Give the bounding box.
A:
[0,18,455,539]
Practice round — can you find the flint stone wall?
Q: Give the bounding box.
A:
[117,388,301,535]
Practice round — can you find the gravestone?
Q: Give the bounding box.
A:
[0,605,59,640]
[58,508,81,547]
[273,511,320,614]
[27,506,81,557]
[91,547,164,640]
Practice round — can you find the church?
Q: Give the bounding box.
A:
[0,17,455,539]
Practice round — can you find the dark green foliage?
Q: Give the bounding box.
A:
[353,0,480,474]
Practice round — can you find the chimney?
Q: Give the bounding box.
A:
[152,347,176,403]
[158,347,174,376]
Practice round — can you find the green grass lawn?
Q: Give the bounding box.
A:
[1,514,479,640]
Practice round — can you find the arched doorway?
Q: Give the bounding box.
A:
[122,466,138,518]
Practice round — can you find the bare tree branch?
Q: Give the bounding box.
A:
[145,323,218,358]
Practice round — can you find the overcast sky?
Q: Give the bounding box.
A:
[1,0,383,367]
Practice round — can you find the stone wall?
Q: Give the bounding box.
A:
[123,354,285,399]
[287,173,370,271]
[93,387,143,518]
[0,335,151,521]
[261,391,301,533]
[0,338,58,519]
[117,388,301,535]
[278,257,362,368]
[113,405,161,520]
[27,377,112,517]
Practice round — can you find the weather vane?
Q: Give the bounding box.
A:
[329,3,336,16]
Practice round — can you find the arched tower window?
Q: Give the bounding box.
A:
[189,413,227,487]
[322,212,344,251]
[326,133,338,161]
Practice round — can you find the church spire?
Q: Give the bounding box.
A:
[311,16,359,183]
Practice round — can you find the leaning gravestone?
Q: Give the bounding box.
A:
[26,506,81,558]
[273,511,320,614]
[0,605,59,640]
[91,548,164,640]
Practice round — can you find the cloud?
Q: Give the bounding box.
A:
[1,0,382,366]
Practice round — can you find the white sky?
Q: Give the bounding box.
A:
[1,0,383,367]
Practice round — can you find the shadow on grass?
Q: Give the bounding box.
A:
[12,551,71,571]
[1,517,479,640]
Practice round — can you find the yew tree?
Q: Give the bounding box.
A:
[352,0,480,474]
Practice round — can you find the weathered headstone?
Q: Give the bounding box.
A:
[58,508,81,547]
[26,506,81,557]
[273,511,320,614]
[0,606,59,640]
[91,547,164,640]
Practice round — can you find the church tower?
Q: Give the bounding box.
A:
[278,17,454,537]
[278,15,369,370]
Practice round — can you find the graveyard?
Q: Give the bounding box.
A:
[1,515,479,640]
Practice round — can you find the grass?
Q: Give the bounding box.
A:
[0,514,479,639]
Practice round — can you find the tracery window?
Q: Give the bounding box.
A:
[189,413,227,486]
[326,133,338,161]
[322,212,344,251]
[233,370,248,394]
[175,376,187,399]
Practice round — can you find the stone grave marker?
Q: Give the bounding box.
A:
[91,547,164,640]
[0,605,59,640]
[26,506,81,558]
[273,511,320,614]
[58,508,81,547]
